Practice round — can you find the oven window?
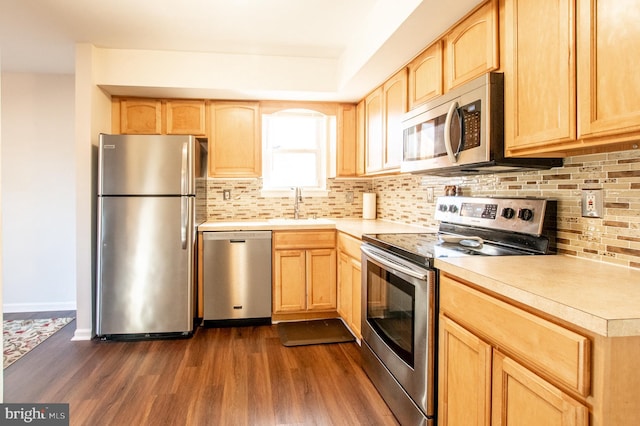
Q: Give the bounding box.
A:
[366,262,415,367]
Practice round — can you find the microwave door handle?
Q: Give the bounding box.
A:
[444,101,460,163]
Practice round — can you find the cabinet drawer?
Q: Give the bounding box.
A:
[337,232,361,259]
[273,230,336,250]
[440,274,590,396]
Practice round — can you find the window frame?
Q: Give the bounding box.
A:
[260,102,337,198]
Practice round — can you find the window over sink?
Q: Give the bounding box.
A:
[261,108,335,197]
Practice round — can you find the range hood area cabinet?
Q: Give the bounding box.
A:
[504,0,640,157]
[112,98,207,136]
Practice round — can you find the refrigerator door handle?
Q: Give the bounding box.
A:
[181,197,188,249]
[181,142,188,195]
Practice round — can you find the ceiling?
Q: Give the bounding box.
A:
[0,0,482,101]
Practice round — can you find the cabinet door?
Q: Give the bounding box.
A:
[356,100,366,176]
[444,0,499,91]
[337,252,353,321]
[209,102,261,177]
[119,99,162,134]
[336,103,358,177]
[306,248,337,311]
[382,68,408,171]
[577,0,640,141]
[492,351,588,426]
[438,315,492,426]
[504,0,576,154]
[349,257,362,338]
[408,41,443,109]
[166,100,206,135]
[364,87,384,174]
[273,249,307,313]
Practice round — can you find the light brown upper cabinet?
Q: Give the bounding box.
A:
[166,100,206,135]
[505,0,640,157]
[576,0,640,145]
[113,98,206,136]
[364,69,408,175]
[117,98,163,134]
[408,40,443,110]
[383,69,408,170]
[364,87,384,174]
[356,100,366,176]
[503,0,576,154]
[335,103,359,177]
[208,101,261,178]
[444,0,499,91]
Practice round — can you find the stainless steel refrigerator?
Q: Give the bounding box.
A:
[96,134,207,338]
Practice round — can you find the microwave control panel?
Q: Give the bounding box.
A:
[460,100,482,151]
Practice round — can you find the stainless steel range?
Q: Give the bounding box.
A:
[360,196,556,426]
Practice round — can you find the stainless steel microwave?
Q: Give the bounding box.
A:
[400,72,561,176]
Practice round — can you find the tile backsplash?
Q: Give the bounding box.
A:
[206,147,640,269]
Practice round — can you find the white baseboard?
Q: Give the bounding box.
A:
[3,301,77,313]
[71,328,93,341]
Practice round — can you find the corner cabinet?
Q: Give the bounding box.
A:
[505,0,640,157]
[272,230,337,321]
[337,232,362,339]
[208,101,261,178]
[444,0,499,91]
[364,68,407,175]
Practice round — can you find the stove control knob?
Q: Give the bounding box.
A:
[518,208,534,221]
[448,204,459,213]
[502,207,516,219]
[438,204,448,212]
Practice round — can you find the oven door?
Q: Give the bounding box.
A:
[361,244,436,418]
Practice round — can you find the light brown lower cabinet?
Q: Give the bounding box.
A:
[438,271,640,425]
[337,232,362,339]
[272,230,337,320]
[439,315,588,426]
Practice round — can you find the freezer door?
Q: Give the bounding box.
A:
[96,196,195,335]
[98,134,195,196]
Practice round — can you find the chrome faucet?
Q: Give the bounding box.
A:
[293,187,302,219]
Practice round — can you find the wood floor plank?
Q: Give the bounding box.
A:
[4,320,399,425]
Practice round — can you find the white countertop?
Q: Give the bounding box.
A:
[435,255,640,337]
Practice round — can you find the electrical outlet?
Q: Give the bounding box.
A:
[346,191,354,203]
[581,189,603,218]
[426,187,434,203]
[223,189,231,201]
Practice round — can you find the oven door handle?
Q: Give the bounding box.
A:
[361,245,429,281]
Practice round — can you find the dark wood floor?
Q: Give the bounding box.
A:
[4,312,399,425]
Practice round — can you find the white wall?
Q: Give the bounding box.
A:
[1,72,76,312]
[1,53,4,401]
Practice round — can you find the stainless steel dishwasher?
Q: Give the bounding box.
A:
[202,231,272,326]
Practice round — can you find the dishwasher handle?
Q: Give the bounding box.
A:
[203,231,273,241]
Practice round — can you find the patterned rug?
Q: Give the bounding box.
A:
[3,317,74,368]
